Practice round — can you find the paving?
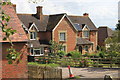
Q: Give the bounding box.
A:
[58,67,120,79]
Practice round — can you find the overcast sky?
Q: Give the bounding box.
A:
[11,0,119,29]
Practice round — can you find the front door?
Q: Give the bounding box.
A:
[79,46,82,53]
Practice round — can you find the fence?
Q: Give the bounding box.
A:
[35,57,120,68]
[28,65,62,80]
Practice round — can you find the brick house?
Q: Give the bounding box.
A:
[1,4,28,78]
[18,6,98,55]
[98,26,114,47]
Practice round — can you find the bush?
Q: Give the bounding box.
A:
[57,50,66,57]
[69,51,82,59]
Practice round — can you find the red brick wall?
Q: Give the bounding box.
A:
[53,17,76,53]
[90,31,97,51]
[38,32,52,41]
[2,42,28,78]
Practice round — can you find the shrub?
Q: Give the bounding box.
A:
[69,51,82,59]
[57,50,66,57]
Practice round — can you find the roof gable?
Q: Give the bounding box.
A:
[82,24,90,31]
[68,16,97,31]
[1,5,28,42]
[47,13,77,31]
[29,22,39,32]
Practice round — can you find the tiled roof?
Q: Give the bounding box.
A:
[47,13,65,31]
[69,16,97,31]
[28,40,49,48]
[77,38,93,45]
[98,26,114,46]
[17,14,48,31]
[0,5,28,42]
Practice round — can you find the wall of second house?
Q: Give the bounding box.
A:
[2,42,28,78]
[90,31,98,52]
[38,31,52,42]
[53,17,77,53]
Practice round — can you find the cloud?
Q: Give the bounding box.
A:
[11,0,119,28]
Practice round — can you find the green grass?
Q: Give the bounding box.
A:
[28,62,60,67]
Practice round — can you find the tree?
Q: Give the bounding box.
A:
[49,40,63,57]
[116,20,120,42]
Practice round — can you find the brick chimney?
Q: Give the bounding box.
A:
[12,4,16,12]
[83,13,89,17]
[36,6,43,20]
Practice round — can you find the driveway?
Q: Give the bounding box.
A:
[58,67,120,79]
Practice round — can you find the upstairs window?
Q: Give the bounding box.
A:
[59,32,66,41]
[83,31,89,38]
[30,32,37,40]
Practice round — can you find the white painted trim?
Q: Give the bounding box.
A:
[29,23,39,32]
[52,14,78,32]
[82,25,90,31]
[30,48,44,56]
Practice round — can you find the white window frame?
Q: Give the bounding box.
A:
[59,32,66,41]
[30,48,44,56]
[30,32,37,40]
[82,30,89,38]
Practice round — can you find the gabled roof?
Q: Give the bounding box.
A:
[0,5,28,42]
[98,26,114,46]
[77,38,93,45]
[69,16,97,31]
[47,13,77,31]
[17,14,49,31]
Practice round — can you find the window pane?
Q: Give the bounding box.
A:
[30,48,34,55]
[83,31,89,37]
[33,32,36,39]
[60,33,65,41]
[30,32,37,39]
[30,32,33,39]
[34,49,40,55]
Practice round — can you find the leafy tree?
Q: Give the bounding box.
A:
[116,20,120,42]
[49,40,63,57]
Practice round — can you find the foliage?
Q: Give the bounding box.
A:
[49,40,63,57]
[57,50,66,57]
[69,51,82,59]
[28,62,59,67]
[6,48,20,64]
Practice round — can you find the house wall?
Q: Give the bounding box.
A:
[53,17,77,53]
[77,31,97,53]
[2,42,28,78]
[90,31,97,52]
[38,32,52,41]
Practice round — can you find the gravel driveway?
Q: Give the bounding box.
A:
[58,67,120,79]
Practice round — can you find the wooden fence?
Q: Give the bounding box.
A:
[28,65,62,80]
[35,57,120,68]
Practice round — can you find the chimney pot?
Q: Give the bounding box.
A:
[83,13,89,17]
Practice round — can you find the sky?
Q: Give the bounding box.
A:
[11,0,119,29]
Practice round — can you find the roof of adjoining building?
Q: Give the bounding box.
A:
[0,5,28,42]
[18,12,97,32]
[77,38,93,45]
[17,14,48,31]
[69,16,97,31]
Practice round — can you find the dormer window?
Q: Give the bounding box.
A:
[82,24,89,38]
[83,30,89,38]
[30,32,37,40]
